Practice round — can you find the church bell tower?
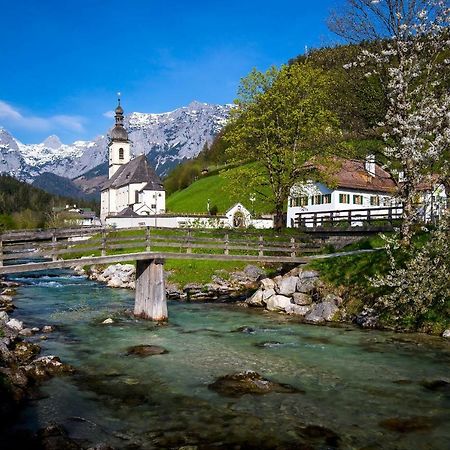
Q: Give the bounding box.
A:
[108,95,131,178]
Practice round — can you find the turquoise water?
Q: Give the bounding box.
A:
[6,270,450,449]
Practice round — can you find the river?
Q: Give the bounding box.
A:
[4,269,450,449]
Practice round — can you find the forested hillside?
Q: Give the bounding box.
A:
[0,175,99,230]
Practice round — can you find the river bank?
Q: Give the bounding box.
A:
[76,262,450,338]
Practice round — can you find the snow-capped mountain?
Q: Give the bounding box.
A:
[0,101,230,182]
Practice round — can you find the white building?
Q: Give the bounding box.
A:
[287,157,398,227]
[101,100,165,223]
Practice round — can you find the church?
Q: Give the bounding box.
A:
[100,99,166,223]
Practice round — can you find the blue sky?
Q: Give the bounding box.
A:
[0,0,343,143]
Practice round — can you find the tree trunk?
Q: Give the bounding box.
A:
[274,206,284,230]
[400,186,414,247]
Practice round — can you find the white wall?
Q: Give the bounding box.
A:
[287,182,396,228]
[109,141,131,178]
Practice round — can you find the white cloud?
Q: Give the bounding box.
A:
[0,99,85,133]
[103,110,115,119]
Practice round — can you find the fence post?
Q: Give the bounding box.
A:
[258,235,264,257]
[186,229,192,254]
[348,210,352,225]
[0,238,3,267]
[145,226,151,252]
[367,209,371,225]
[313,213,317,228]
[290,237,296,258]
[52,232,57,261]
[224,233,229,255]
[388,207,393,226]
[101,230,107,257]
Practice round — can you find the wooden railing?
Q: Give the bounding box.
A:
[293,206,403,228]
[0,226,321,270]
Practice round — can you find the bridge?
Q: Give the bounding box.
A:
[0,226,322,321]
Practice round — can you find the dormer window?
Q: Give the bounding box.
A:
[119,148,124,160]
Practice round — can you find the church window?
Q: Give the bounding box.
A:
[135,190,139,203]
[119,148,124,160]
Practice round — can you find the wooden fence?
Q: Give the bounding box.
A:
[0,226,321,271]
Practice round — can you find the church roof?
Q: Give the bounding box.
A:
[102,154,164,190]
[114,206,141,218]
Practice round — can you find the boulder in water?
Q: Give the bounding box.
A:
[12,341,41,364]
[421,379,450,393]
[126,345,168,357]
[379,416,435,433]
[208,370,302,397]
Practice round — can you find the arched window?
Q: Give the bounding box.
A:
[119,148,124,160]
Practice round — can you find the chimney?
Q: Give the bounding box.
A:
[365,154,376,177]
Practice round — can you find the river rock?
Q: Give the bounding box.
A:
[442,329,450,339]
[37,423,81,450]
[296,279,316,294]
[244,265,264,280]
[285,304,311,316]
[107,277,123,288]
[266,295,292,312]
[6,318,23,331]
[24,356,75,381]
[260,278,275,290]
[102,318,114,324]
[19,328,33,337]
[298,270,319,280]
[262,288,276,303]
[246,290,264,306]
[304,301,339,323]
[273,275,283,293]
[277,276,298,296]
[323,293,343,306]
[42,325,55,333]
[0,311,9,323]
[378,416,435,433]
[421,379,450,393]
[292,293,312,306]
[208,370,301,397]
[12,341,41,364]
[126,345,168,357]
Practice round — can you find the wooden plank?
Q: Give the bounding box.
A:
[0,252,310,275]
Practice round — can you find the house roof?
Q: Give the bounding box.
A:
[113,206,141,218]
[102,155,164,190]
[309,158,397,193]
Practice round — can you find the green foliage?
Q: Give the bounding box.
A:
[0,175,99,230]
[225,62,341,226]
[290,43,387,136]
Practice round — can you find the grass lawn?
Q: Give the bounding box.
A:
[166,164,274,215]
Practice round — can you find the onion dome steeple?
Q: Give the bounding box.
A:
[110,94,128,141]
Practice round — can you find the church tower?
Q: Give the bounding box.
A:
[108,97,131,178]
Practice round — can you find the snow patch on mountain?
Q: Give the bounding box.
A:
[0,101,230,181]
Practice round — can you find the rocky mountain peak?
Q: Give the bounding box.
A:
[42,135,63,149]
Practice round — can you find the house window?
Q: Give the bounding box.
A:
[290,196,308,207]
[135,190,139,203]
[353,195,363,205]
[322,194,331,204]
[151,204,157,209]
[370,196,380,206]
[311,194,322,205]
[339,194,350,204]
[119,148,124,160]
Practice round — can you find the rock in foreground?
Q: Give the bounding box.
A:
[126,345,168,357]
[208,370,302,397]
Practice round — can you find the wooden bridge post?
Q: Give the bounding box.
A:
[258,235,264,257]
[0,238,3,267]
[101,230,107,257]
[186,229,192,254]
[51,232,57,262]
[290,237,296,258]
[224,233,229,255]
[145,226,151,252]
[134,258,167,321]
